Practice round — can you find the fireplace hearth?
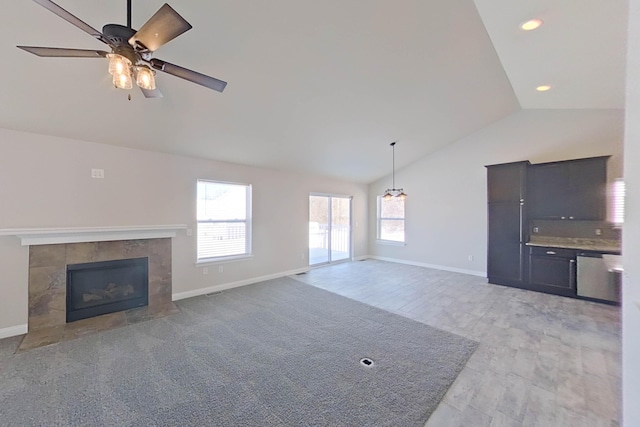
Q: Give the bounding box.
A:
[66,257,149,322]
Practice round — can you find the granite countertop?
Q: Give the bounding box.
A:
[526,236,621,253]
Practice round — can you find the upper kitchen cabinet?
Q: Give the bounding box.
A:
[487,160,529,203]
[528,156,608,221]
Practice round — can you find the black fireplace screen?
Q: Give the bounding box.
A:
[66,257,149,322]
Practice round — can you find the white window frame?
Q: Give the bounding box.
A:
[376,195,406,245]
[196,179,252,264]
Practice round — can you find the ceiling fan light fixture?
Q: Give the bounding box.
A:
[136,66,156,90]
[107,53,131,76]
[18,0,228,97]
[113,69,133,90]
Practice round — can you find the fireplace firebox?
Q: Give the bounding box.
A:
[66,257,149,322]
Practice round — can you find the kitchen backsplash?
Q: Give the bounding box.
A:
[530,220,621,240]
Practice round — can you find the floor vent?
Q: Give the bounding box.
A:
[359,357,374,367]
[296,272,308,275]
[205,291,223,297]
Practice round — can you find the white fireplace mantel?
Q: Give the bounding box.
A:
[0,225,187,246]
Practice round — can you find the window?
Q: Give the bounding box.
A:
[611,178,625,225]
[197,180,252,261]
[377,195,405,243]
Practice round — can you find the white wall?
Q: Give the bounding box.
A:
[0,127,368,334]
[368,109,624,274]
[623,0,640,425]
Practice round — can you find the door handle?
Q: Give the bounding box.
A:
[546,251,556,255]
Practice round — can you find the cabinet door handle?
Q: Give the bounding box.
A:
[569,216,574,220]
[561,216,566,220]
[519,205,523,243]
[546,251,556,255]
[569,259,576,288]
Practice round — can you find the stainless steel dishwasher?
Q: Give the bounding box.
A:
[577,252,620,302]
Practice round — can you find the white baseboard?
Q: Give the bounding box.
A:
[368,256,487,277]
[353,255,370,261]
[172,266,311,301]
[0,324,27,340]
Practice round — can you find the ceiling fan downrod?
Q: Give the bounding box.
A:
[127,0,132,29]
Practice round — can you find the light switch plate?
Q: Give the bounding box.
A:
[91,168,104,179]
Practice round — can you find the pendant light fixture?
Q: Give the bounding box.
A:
[382,141,407,201]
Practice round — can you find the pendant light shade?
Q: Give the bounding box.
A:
[383,141,406,199]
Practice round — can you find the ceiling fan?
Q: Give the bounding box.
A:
[17,0,227,98]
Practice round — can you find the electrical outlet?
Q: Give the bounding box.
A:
[468,255,474,261]
[533,227,539,233]
[202,267,208,275]
[595,228,602,236]
[218,265,224,273]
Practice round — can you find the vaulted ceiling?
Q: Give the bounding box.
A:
[0,1,627,183]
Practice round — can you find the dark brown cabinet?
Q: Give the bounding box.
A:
[528,156,608,220]
[488,162,527,203]
[528,246,576,295]
[487,155,609,299]
[486,161,529,287]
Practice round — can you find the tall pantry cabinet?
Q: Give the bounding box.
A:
[486,161,529,288]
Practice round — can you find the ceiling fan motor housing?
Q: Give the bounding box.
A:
[102,24,136,47]
[102,24,140,64]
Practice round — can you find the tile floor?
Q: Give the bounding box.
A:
[294,259,621,427]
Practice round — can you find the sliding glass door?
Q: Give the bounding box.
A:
[309,194,352,266]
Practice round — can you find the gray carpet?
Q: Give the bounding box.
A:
[0,276,477,426]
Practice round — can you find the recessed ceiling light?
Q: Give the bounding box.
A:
[536,85,551,92]
[520,19,543,31]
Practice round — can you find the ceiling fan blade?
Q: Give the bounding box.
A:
[17,46,108,58]
[33,0,108,44]
[129,4,192,52]
[150,59,227,93]
[140,86,163,98]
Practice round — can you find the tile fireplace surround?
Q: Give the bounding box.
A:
[29,238,171,330]
[0,225,186,352]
